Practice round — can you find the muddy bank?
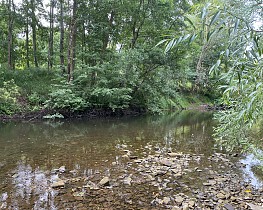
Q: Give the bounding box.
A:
[0,104,220,122]
[0,107,146,121]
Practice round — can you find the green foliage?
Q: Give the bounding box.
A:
[44,85,89,112]
[28,92,42,106]
[90,87,132,111]
[0,80,21,114]
[0,68,58,112]
[74,48,179,113]
[214,42,263,151]
[0,68,55,100]
[209,0,263,153]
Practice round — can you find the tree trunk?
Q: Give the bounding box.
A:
[102,10,114,52]
[24,0,30,68]
[67,0,77,83]
[48,0,54,70]
[32,23,38,68]
[25,16,30,68]
[130,0,145,49]
[81,22,85,68]
[31,0,38,68]
[195,44,209,88]
[59,0,65,74]
[7,0,14,69]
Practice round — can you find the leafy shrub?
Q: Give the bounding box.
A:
[0,80,21,114]
[44,87,89,112]
[0,68,55,96]
[90,87,132,110]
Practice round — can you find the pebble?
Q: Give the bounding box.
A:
[175,196,184,204]
[99,176,110,186]
[51,180,65,188]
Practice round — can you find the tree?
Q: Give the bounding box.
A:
[59,0,65,74]
[7,0,15,69]
[48,0,55,70]
[211,0,263,152]
[30,0,39,67]
[67,0,78,82]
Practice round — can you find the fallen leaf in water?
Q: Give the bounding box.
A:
[244,189,251,193]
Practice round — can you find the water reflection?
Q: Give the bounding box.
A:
[240,153,263,188]
[0,111,215,171]
[1,160,57,209]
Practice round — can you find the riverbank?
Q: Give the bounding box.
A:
[0,107,146,121]
[0,103,217,121]
[0,100,215,122]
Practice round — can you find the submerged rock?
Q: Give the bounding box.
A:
[84,181,99,190]
[224,203,235,210]
[19,145,262,210]
[162,196,171,204]
[203,180,217,186]
[123,175,132,185]
[160,158,173,167]
[51,179,65,188]
[168,152,183,157]
[247,203,263,210]
[175,195,184,204]
[99,176,110,186]
[59,166,66,173]
[216,192,226,199]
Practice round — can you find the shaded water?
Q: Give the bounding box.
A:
[0,111,262,209]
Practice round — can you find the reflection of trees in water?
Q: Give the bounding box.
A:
[0,111,215,167]
[0,111,213,143]
[142,111,215,154]
[4,160,57,209]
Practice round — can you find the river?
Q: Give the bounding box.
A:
[0,111,262,209]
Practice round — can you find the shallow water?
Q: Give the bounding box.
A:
[0,111,262,209]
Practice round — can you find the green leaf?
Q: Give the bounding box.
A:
[209,11,221,26]
[210,59,221,74]
[248,91,257,98]
[256,82,262,89]
[201,4,210,20]
[207,30,217,41]
[177,36,183,44]
[238,109,246,120]
[189,34,197,44]
[164,38,176,53]
[250,49,258,61]
[182,34,191,41]
[225,49,230,58]
[258,47,262,56]
[234,19,240,34]
[155,39,168,47]
[247,96,256,111]
[184,16,196,29]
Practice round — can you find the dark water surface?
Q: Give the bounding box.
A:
[0,111,262,209]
